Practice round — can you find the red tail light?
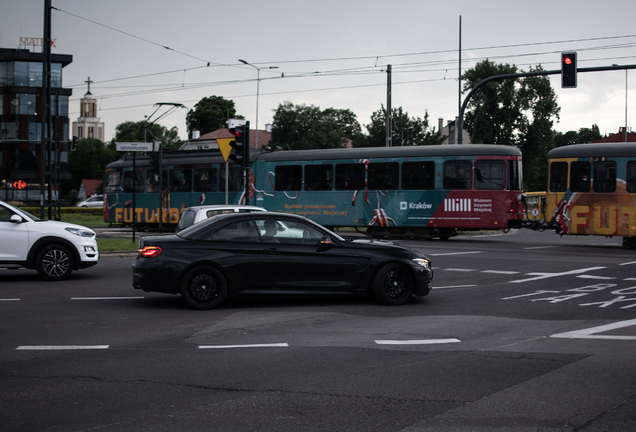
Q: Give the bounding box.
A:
[139,246,163,258]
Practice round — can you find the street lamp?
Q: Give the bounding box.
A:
[401,127,414,146]
[239,59,279,149]
[613,64,628,142]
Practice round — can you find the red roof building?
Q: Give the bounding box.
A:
[592,127,636,143]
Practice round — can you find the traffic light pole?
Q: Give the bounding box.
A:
[457,64,636,144]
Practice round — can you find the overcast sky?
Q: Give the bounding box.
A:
[2,0,635,142]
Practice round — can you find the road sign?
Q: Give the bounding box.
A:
[217,138,234,162]
[115,142,154,152]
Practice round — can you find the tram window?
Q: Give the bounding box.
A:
[569,161,590,193]
[335,163,365,190]
[105,170,121,194]
[220,166,244,191]
[443,161,472,190]
[475,160,505,190]
[123,169,145,193]
[168,168,192,193]
[193,168,218,192]
[402,161,435,190]
[275,165,302,191]
[593,161,616,193]
[508,160,522,191]
[627,161,636,193]
[368,162,399,190]
[146,169,160,193]
[304,164,333,191]
[549,162,568,192]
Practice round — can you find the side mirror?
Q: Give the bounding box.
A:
[10,214,24,223]
[318,235,334,251]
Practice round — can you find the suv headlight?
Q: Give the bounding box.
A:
[412,258,430,269]
[65,227,96,238]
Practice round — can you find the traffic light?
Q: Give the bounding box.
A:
[228,123,250,167]
[70,135,78,151]
[561,52,577,88]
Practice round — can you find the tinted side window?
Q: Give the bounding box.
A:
[193,168,218,192]
[304,164,333,191]
[593,161,616,193]
[275,165,302,191]
[335,163,365,190]
[402,161,435,189]
[627,161,636,193]
[475,160,505,190]
[549,162,568,192]
[178,209,196,229]
[570,161,590,193]
[0,205,17,222]
[212,220,259,243]
[443,161,472,190]
[368,162,399,190]
[508,160,522,191]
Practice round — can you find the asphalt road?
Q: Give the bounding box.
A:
[1,229,635,431]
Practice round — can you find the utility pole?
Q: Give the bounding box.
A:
[386,65,392,147]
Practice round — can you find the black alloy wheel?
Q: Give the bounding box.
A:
[371,262,414,305]
[36,244,75,281]
[180,265,228,310]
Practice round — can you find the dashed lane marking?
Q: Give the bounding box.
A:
[375,339,461,345]
[199,343,289,349]
[16,345,110,350]
[430,251,483,256]
[71,297,145,300]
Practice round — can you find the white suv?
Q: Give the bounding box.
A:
[0,200,99,280]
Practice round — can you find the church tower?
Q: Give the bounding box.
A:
[72,77,105,142]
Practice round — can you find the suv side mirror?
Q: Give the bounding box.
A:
[10,214,24,223]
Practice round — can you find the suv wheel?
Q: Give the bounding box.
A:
[36,244,75,281]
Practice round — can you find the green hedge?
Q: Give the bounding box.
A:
[20,206,103,215]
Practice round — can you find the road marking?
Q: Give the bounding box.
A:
[375,339,461,345]
[625,278,636,281]
[199,343,289,349]
[619,261,636,266]
[482,270,519,275]
[523,246,556,250]
[435,285,478,289]
[576,275,617,280]
[551,319,636,340]
[71,297,145,300]
[509,266,606,284]
[442,268,478,272]
[16,345,110,350]
[430,251,483,256]
[0,298,20,301]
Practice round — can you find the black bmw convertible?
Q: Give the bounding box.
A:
[133,212,433,309]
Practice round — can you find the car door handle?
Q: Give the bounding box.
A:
[265,247,280,254]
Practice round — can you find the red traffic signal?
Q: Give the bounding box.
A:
[561,52,577,88]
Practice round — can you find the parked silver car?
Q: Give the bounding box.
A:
[175,205,266,233]
[76,195,104,208]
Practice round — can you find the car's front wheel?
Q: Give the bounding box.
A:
[371,263,414,305]
[180,265,228,310]
[35,244,75,281]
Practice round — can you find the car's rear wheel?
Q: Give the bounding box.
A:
[36,244,74,281]
[371,263,414,305]
[180,265,228,310]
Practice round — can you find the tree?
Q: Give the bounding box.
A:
[554,124,602,147]
[270,102,365,149]
[517,66,561,191]
[186,96,238,136]
[109,120,183,151]
[365,105,444,147]
[461,60,561,191]
[68,138,118,189]
[462,60,521,145]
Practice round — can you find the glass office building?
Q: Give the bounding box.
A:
[0,48,73,203]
